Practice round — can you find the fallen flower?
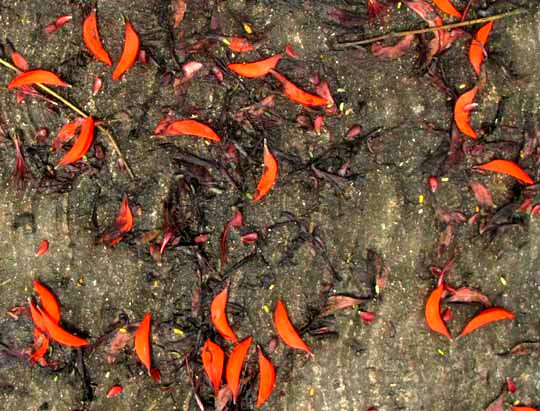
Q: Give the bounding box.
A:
[43,15,72,34]
[33,280,60,323]
[446,287,492,307]
[252,140,278,203]
[319,295,368,317]
[506,377,516,394]
[469,22,494,76]
[225,37,254,52]
[256,346,275,407]
[458,307,515,338]
[35,240,49,257]
[270,70,329,107]
[367,0,387,20]
[112,19,140,80]
[52,118,84,151]
[107,328,135,364]
[314,115,324,134]
[35,304,88,347]
[285,43,298,58]
[359,310,376,324]
[56,116,95,168]
[273,300,313,355]
[106,385,123,398]
[158,119,221,142]
[474,159,534,185]
[469,180,494,208]
[182,61,203,80]
[454,86,478,139]
[92,77,103,95]
[135,312,160,381]
[226,336,252,403]
[428,176,439,192]
[425,283,452,339]
[371,34,416,59]
[7,69,69,89]
[210,288,239,343]
[82,10,112,65]
[228,54,282,78]
[432,0,462,18]
[100,195,133,246]
[11,133,32,187]
[8,44,29,71]
[202,339,225,395]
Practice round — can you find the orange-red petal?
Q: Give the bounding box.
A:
[273,300,312,354]
[36,305,88,347]
[134,312,152,373]
[225,336,252,403]
[116,195,133,233]
[160,119,221,142]
[475,159,534,185]
[112,19,140,80]
[432,0,462,18]
[33,280,61,323]
[35,240,49,257]
[425,283,452,339]
[256,347,275,407]
[270,70,329,107]
[228,54,282,78]
[458,307,515,338]
[469,22,493,76]
[82,9,112,66]
[252,141,278,203]
[52,118,84,151]
[202,339,225,395]
[454,86,478,139]
[56,116,94,168]
[210,288,239,343]
[226,37,254,52]
[7,69,69,89]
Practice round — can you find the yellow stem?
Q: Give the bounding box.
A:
[334,8,527,48]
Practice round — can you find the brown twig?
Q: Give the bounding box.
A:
[333,8,527,49]
[0,57,135,178]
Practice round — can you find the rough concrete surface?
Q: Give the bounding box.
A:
[0,1,540,410]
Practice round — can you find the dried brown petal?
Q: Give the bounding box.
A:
[446,287,492,307]
[320,295,368,317]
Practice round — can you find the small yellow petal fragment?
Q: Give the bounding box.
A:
[418,194,424,204]
[500,276,507,286]
[441,176,449,182]
[309,387,316,397]
[119,327,127,333]
[173,328,184,336]
[221,38,231,46]
[268,284,275,290]
[263,305,270,313]
[437,348,445,356]
[375,284,380,295]
[397,2,402,9]
[242,22,253,34]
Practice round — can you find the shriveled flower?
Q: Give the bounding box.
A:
[11,134,32,187]
[367,0,387,20]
